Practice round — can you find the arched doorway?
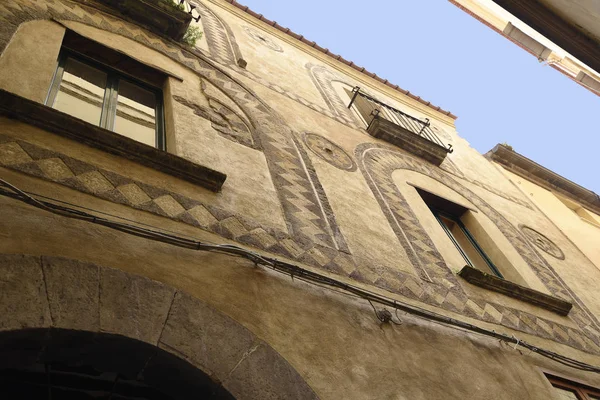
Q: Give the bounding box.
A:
[0,254,319,400]
[0,328,234,399]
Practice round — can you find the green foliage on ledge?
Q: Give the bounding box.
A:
[183,25,203,47]
[501,142,514,151]
[159,0,185,12]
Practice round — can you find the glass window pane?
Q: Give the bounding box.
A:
[438,215,493,274]
[113,79,157,147]
[552,387,580,400]
[52,57,107,126]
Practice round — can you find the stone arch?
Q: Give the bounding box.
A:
[0,254,319,400]
[355,143,600,347]
[0,1,349,258]
[0,328,236,399]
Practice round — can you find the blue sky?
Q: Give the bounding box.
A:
[238,0,600,193]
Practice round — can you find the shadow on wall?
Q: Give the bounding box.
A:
[0,328,235,399]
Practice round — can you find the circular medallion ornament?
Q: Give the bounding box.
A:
[243,26,283,52]
[520,225,565,260]
[304,133,357,172]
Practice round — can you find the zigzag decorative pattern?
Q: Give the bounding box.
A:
[195,10,537,211]
[305,63,361,127]
[1,133,599,354]
[196,1,238,65]
[0,0,348,249]
[356,143,600,351]
[1,0,599,354]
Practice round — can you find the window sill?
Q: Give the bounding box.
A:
[0,89,226,192]
[104,0,192,41]
[458,265,573,316]
[367,116,449,166]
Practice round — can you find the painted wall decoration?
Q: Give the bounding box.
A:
[1,0,599,356]
[196,2,246,66]
[306,63,360,128]
[243,25,283,52]
[520,225,565,260]
[303,133,357,172]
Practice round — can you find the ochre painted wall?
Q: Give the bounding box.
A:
[1,0,600,398]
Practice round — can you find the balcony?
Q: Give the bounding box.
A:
[103,0,200,41]
[348,87,453,166]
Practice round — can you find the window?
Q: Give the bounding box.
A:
[417,188,503,278]
[547,375,600,400]
[46,31,165,149]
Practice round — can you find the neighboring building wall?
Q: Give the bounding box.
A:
[497,166,600,280]
[1,0,600,398]
[450,0,600,96]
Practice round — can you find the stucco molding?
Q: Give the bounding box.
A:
[1,0,599,355]
[196,1,247,68]
[520,225,566,261]
[0,90,228,192]
[0,130,358,277]
[355,142,600,351]
[3,128,598,353]
[305,63,361,128]
[0,253,319,399]
[1,133,598,353]
[302,133,357,172]
[213,0,458,120]
[0,0,350,254]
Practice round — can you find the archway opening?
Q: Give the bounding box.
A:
[0,328,235,399]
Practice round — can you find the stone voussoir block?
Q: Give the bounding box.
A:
[0,254,51,331]
[223,341,319,400]
[99,267,175,345]
[158,291,257,381]
[42,256,100,331]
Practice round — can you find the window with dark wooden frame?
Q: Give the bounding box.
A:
[416,188,503,278]
[547,375,600,400]
[46,31,165,150]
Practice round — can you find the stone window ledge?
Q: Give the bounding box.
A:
[458,266,573,316]
[367,117,449,166]
[103,0,192,41]
[0,90,226,192]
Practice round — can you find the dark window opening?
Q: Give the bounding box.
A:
[46,31,165,150]
[417,188,503,278]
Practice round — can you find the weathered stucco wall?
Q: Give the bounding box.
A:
[498,167,600,317]
[1,0,600,398]
[2,169,600,400]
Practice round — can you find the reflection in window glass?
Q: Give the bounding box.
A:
[113,80,157,147]
[437,215,493,274]
[52,57,107,126]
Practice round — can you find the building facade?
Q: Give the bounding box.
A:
[1,0,600,398]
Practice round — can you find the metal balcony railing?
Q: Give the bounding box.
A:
[348,87,453,153]
[168,0,201,22]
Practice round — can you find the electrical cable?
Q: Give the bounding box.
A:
[1,177,600,373]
